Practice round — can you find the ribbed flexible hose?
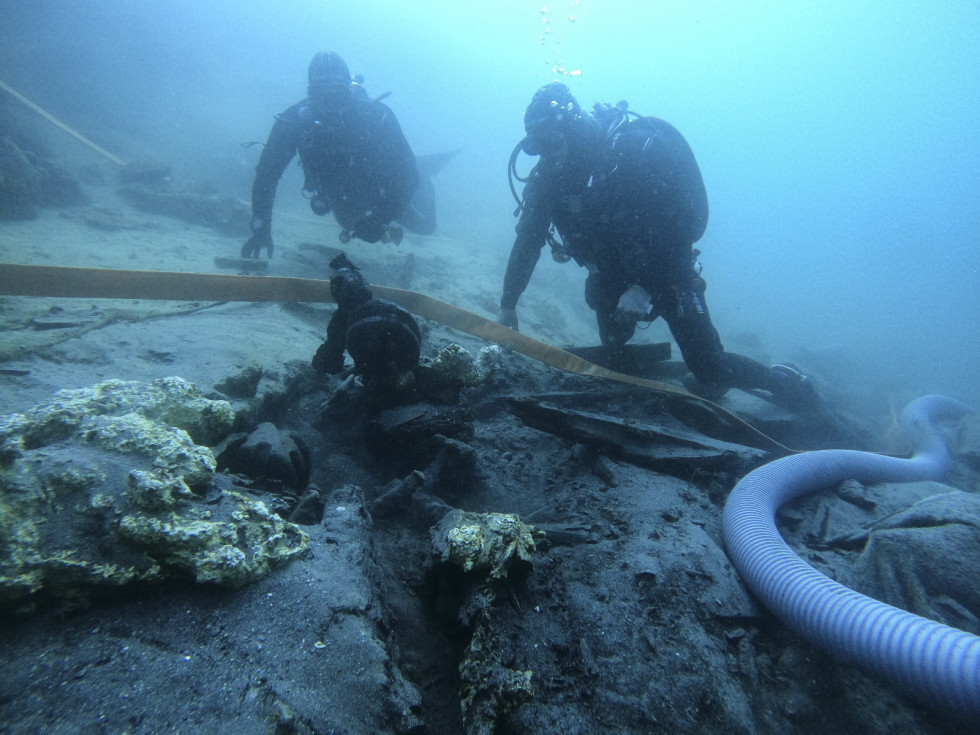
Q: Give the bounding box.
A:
[723,395,980,718]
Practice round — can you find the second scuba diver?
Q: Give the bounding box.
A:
[499,82,821,411]
[243,51,437,258]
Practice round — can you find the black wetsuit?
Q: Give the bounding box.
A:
[251,95,433,236]
[312,267,421,378]
[501,115,778,396]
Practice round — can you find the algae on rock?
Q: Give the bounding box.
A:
[0,377,308,610]
[431,510,539,734]
[428,343,501,387]
[433,510,538,579]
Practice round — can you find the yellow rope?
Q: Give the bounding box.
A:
[0,79,128,167]
[0,262,793,454]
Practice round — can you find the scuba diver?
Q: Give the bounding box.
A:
[312,253,422,398]
[243,51,437,258]
[499,82,820,411]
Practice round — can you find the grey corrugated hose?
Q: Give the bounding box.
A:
[723,394,980,719]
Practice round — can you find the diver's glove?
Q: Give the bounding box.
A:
[497,306,519,331]
[351,214,386,244]
[614,284,652,324]
[242,218,274,259]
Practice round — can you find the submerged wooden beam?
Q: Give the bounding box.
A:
[509,397,769,477]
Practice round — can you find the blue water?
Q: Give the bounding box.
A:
[3,0,978,406]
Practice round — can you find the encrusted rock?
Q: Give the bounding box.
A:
[116,490,307,588]
[432,509,539,733]
[7,375,235,450]
[432,510,538,579]
[459,605,535,735]
[0,378,308,610]
[428,343,501,386]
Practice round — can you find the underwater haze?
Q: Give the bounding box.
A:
[2,0,978,406]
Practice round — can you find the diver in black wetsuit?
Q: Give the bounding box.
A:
[311,253,421,384]
[499,82,819,410]
[243,51,436,258]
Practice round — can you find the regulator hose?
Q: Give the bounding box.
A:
[723,394,980,718]
[507,138,531,214]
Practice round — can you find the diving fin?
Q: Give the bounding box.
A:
[415,148,462,177]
